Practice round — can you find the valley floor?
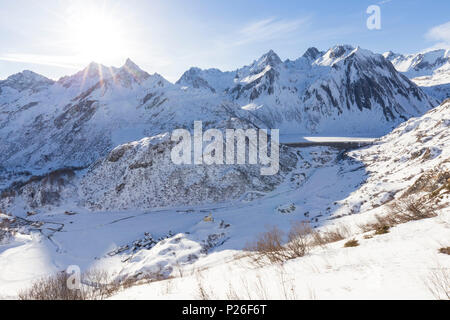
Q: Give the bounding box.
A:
[0,142,448,300]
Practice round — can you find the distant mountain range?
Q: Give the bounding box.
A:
[1,45,444,176]
[178,45,437,135]
[384,48,450,102]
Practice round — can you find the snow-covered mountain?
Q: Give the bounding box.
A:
[384,49,450,102]
[178,45,437,135]
[383,49,450,79]
[0,59,234,174]
[0,45,441,213]
[0,46,437,178]
[0,70,54,105]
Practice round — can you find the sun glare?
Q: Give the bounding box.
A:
[66,4,127,63]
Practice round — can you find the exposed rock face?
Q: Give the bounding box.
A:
[80,132,299,211]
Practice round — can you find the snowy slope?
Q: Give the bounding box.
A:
[331,99,450,220]
[108,99,450,300]
[109,214,449,300]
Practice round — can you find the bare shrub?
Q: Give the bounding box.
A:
[120,269,168,290]
[18,272,84,300]
[18,269,140,300]
[359,196,439,235]
[374,214,398,228]
[425,267,450,300]
[285,222,313,259]
[358,211,403,236]
[244,222,314,266]
[439,247,450,255]
[244,226,288,265]
[358,223,373,233]
[254,274,269,300]
[388,196,437,224]
[82,269,119,300]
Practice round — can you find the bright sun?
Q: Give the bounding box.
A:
[66,4,127,63]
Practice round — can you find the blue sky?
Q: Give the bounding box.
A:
[0,0,449,82]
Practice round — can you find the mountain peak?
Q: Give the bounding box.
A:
[1,70,54,92]
[84,61,110,75]
[314,45,356,66]
[302,47,322,61]
[329,44,355,58]
[123,58,142,71]
[5,70,52,82]
[383,51,398,60]
[120,58,150,83]
[257,49,282,67]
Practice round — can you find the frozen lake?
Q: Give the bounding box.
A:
[280,135,378,148]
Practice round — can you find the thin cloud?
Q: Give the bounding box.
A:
[234,17,311,46]
[0,53,82,70]
[426,21,450,47]
[178,16,311,68]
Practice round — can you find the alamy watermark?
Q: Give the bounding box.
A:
[367,5,381,30]
[66,265,81,290]
[170,121,280,176]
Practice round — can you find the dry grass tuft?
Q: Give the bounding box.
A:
[374,225,390,235]
[311,224,351,247]
[343,239,359,248]
[425,267,450,300]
